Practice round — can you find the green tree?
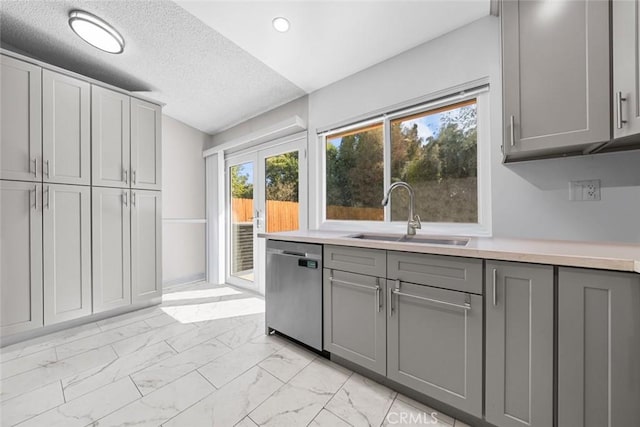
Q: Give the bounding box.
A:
[265,152,299,202]
[230,166,253,198]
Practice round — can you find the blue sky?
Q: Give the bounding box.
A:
[233,162,254,183]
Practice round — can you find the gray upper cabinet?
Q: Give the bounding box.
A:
[558,267,640,426]
[485,261,554,427]
[1,55,42,182]
[131,98,161,191]
[324,245,386,277]
[43,184,92,325]
[92,86,131,189]
[387,280,483,418]
[131,190,162,303]
[92,187,131,313]
[42,70,91,185]
[502,0,610,161]
[613,0,640,142]
[0,181,43,336]
[323,268,386,375]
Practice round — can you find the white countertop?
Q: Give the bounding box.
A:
[258,230,640,273]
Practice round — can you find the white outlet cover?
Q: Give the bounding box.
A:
[570,180,601,201]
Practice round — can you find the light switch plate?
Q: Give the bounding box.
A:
[570,180,601,201]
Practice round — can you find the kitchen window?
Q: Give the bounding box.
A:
[321,87,490,233]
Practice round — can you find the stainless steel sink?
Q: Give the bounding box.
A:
[348,233,469,246]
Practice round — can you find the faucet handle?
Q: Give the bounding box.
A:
[413,214,422,229]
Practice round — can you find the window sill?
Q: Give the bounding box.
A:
[318,220,491,237]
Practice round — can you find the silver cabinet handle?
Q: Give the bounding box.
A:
[492,268,498,307]
[509,115,516,146]
[329,277,378,292]
[123,169,128,184]
[132,170,137,185]
[44,160,50,179]
[45,186,50,210]
[33,157,38,178]
[123,192,128,207]
[388,287,393,317]
[616,91,627,129]
[131,191,136,206]
[31,186,38,210]
[392,289,472,311]
[375,278,381,312]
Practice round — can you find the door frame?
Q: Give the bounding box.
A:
[216,132,308,294]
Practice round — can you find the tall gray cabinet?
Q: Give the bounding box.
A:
[0,181,43,336]
[485,261,554,427]
[558,268,640,426]
[0,51,163,340]
[502,0,610,160]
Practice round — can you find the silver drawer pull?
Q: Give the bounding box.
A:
[329,277,378,292]
[392,289,471,311]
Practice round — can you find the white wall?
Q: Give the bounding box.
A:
[307,15,640,244]
[209,15,640,244]
[162,115,208,285]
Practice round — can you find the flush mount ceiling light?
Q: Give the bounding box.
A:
[69,10,124,54]
[272,17,290,33]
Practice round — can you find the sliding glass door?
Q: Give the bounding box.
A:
[225,136,307,293]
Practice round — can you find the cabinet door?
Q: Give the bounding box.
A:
[502,0,610,160]
[92,86,130,188]
[558,268,640,426]
[42,70,90,185]
[1,55,42,182]
[485,262,554,427]
[613,0,640,139]
[130,98,161,190]
[0,181,43,336]
[323,269,386,375]
[92,187,131,313]
[43,184,92,325]
[387,280,483,417]
[131,190,162,303]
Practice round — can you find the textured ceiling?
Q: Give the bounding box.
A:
[0,0,305,134]
[179,1,490,93]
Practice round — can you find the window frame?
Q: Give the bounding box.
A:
[319,87,491,236]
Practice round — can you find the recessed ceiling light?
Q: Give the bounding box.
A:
[69,10,125,54]
[272,17,290,33]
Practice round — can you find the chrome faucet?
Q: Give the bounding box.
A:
[381,182,422,236]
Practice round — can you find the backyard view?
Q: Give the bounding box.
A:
[326,99,478,223]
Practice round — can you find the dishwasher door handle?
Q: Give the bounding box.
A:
[267,248,321,260]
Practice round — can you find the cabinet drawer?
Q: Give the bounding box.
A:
[324,245,386,277]
[388,251,482,294]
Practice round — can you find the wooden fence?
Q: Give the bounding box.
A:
[233,198,386,229]
[232,198,300,233]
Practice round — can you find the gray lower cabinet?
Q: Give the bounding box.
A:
[42,70,90,185]
[131,190,162,303]
[387,280,483,418]
[130,98,162,191]
[558,267,640,426]
[92,187,131,313]
[502,0,610,160]
[1,55,41,182]
[92,85,131,188]
[43,184,92,325]
[485,261,554,427]
[0,181,43,336]
[613,0,640,141]
[323,268,386,375]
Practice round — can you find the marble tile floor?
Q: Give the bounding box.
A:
[1,281,470,427]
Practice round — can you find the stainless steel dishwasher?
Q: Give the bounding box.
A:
[266,239,323,351]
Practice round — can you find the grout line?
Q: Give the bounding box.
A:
[129,374,144,398]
